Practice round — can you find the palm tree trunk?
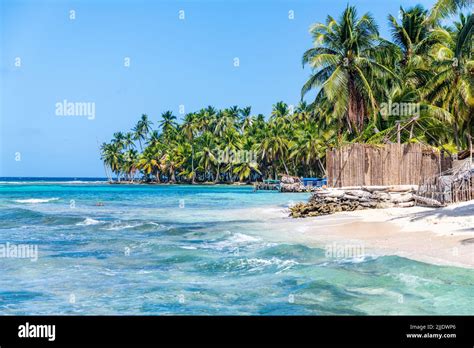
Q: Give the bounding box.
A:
[191,146,195,184]
[453,118,460,151]
[317,158,326,176]
[214,164,220,183]
[155,170,161,183]
[281,159,290,176]
[347,79,355,133]
[103,164,112,182]
[229,165,234,183]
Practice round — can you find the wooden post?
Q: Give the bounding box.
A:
[467,135,473,203]
[469,134,473,168]
[397,122,401,144]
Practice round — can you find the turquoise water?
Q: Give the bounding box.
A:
[0,183,473,315]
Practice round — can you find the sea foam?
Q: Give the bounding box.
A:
[14,198,59,204]
[76,218,102,226]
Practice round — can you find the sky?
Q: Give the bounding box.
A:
[0,0,437,177]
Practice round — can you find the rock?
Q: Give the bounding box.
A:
[290,185,419,218]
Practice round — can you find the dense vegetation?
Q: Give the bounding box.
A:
[101,0,473,183]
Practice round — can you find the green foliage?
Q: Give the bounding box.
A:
[101,1,473,183]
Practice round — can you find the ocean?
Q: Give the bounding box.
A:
[0,179,473,314]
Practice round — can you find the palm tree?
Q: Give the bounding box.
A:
[388,6,433,67]
[290,124,335,177]
[137,146,161,183]
[258,122,291,178]
[100,142,114,182]
[293,101,313,123]
[102,142,123,182]
[112,132,125,148]
[197,132,218,182]
[429,0,472,22]
[233,162,261,183]
[123,149,139,182]
[302,5,396,134]
[147,130,161,148]
[424,14,474,149]
[100,0,470,183]
[159,111,178,136]
[270,101,290,121]
[133,114,153,150]
[196,106,217,133]
[181,113,199,183]
[123,132,135,150]
[212,109,237,137]
[221,128,242,182]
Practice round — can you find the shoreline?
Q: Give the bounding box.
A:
[273,201,474,269]
[2,179,473,268]
[0,180,262,187]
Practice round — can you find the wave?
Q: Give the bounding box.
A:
[76,218,102,226]
[1,181,107,185]
[104,223,142,231]
[240,257,298,273]
[179,245,198,250]
[102,221,165,231]
[394,272,441,286]
[14,198,59,204]
[200,256,298,275]
[319,254,380,266]
[258,243,323,260]
[336,255,377,264]
[230,232,261,243]
[204,232,263,251]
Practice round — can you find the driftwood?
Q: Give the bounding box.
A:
[412,194,444,207]
[290,185,419,218]
[416,160,473,205]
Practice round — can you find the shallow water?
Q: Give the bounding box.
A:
[0,182,473,315]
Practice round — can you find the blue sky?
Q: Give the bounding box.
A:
[1,0,437,177]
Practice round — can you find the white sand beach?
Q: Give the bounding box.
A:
[277,201,474,269]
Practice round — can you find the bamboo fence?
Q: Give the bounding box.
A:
[326,143,452,187]
[416,160,473,204]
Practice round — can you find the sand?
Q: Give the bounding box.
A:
[283,201,474,269]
